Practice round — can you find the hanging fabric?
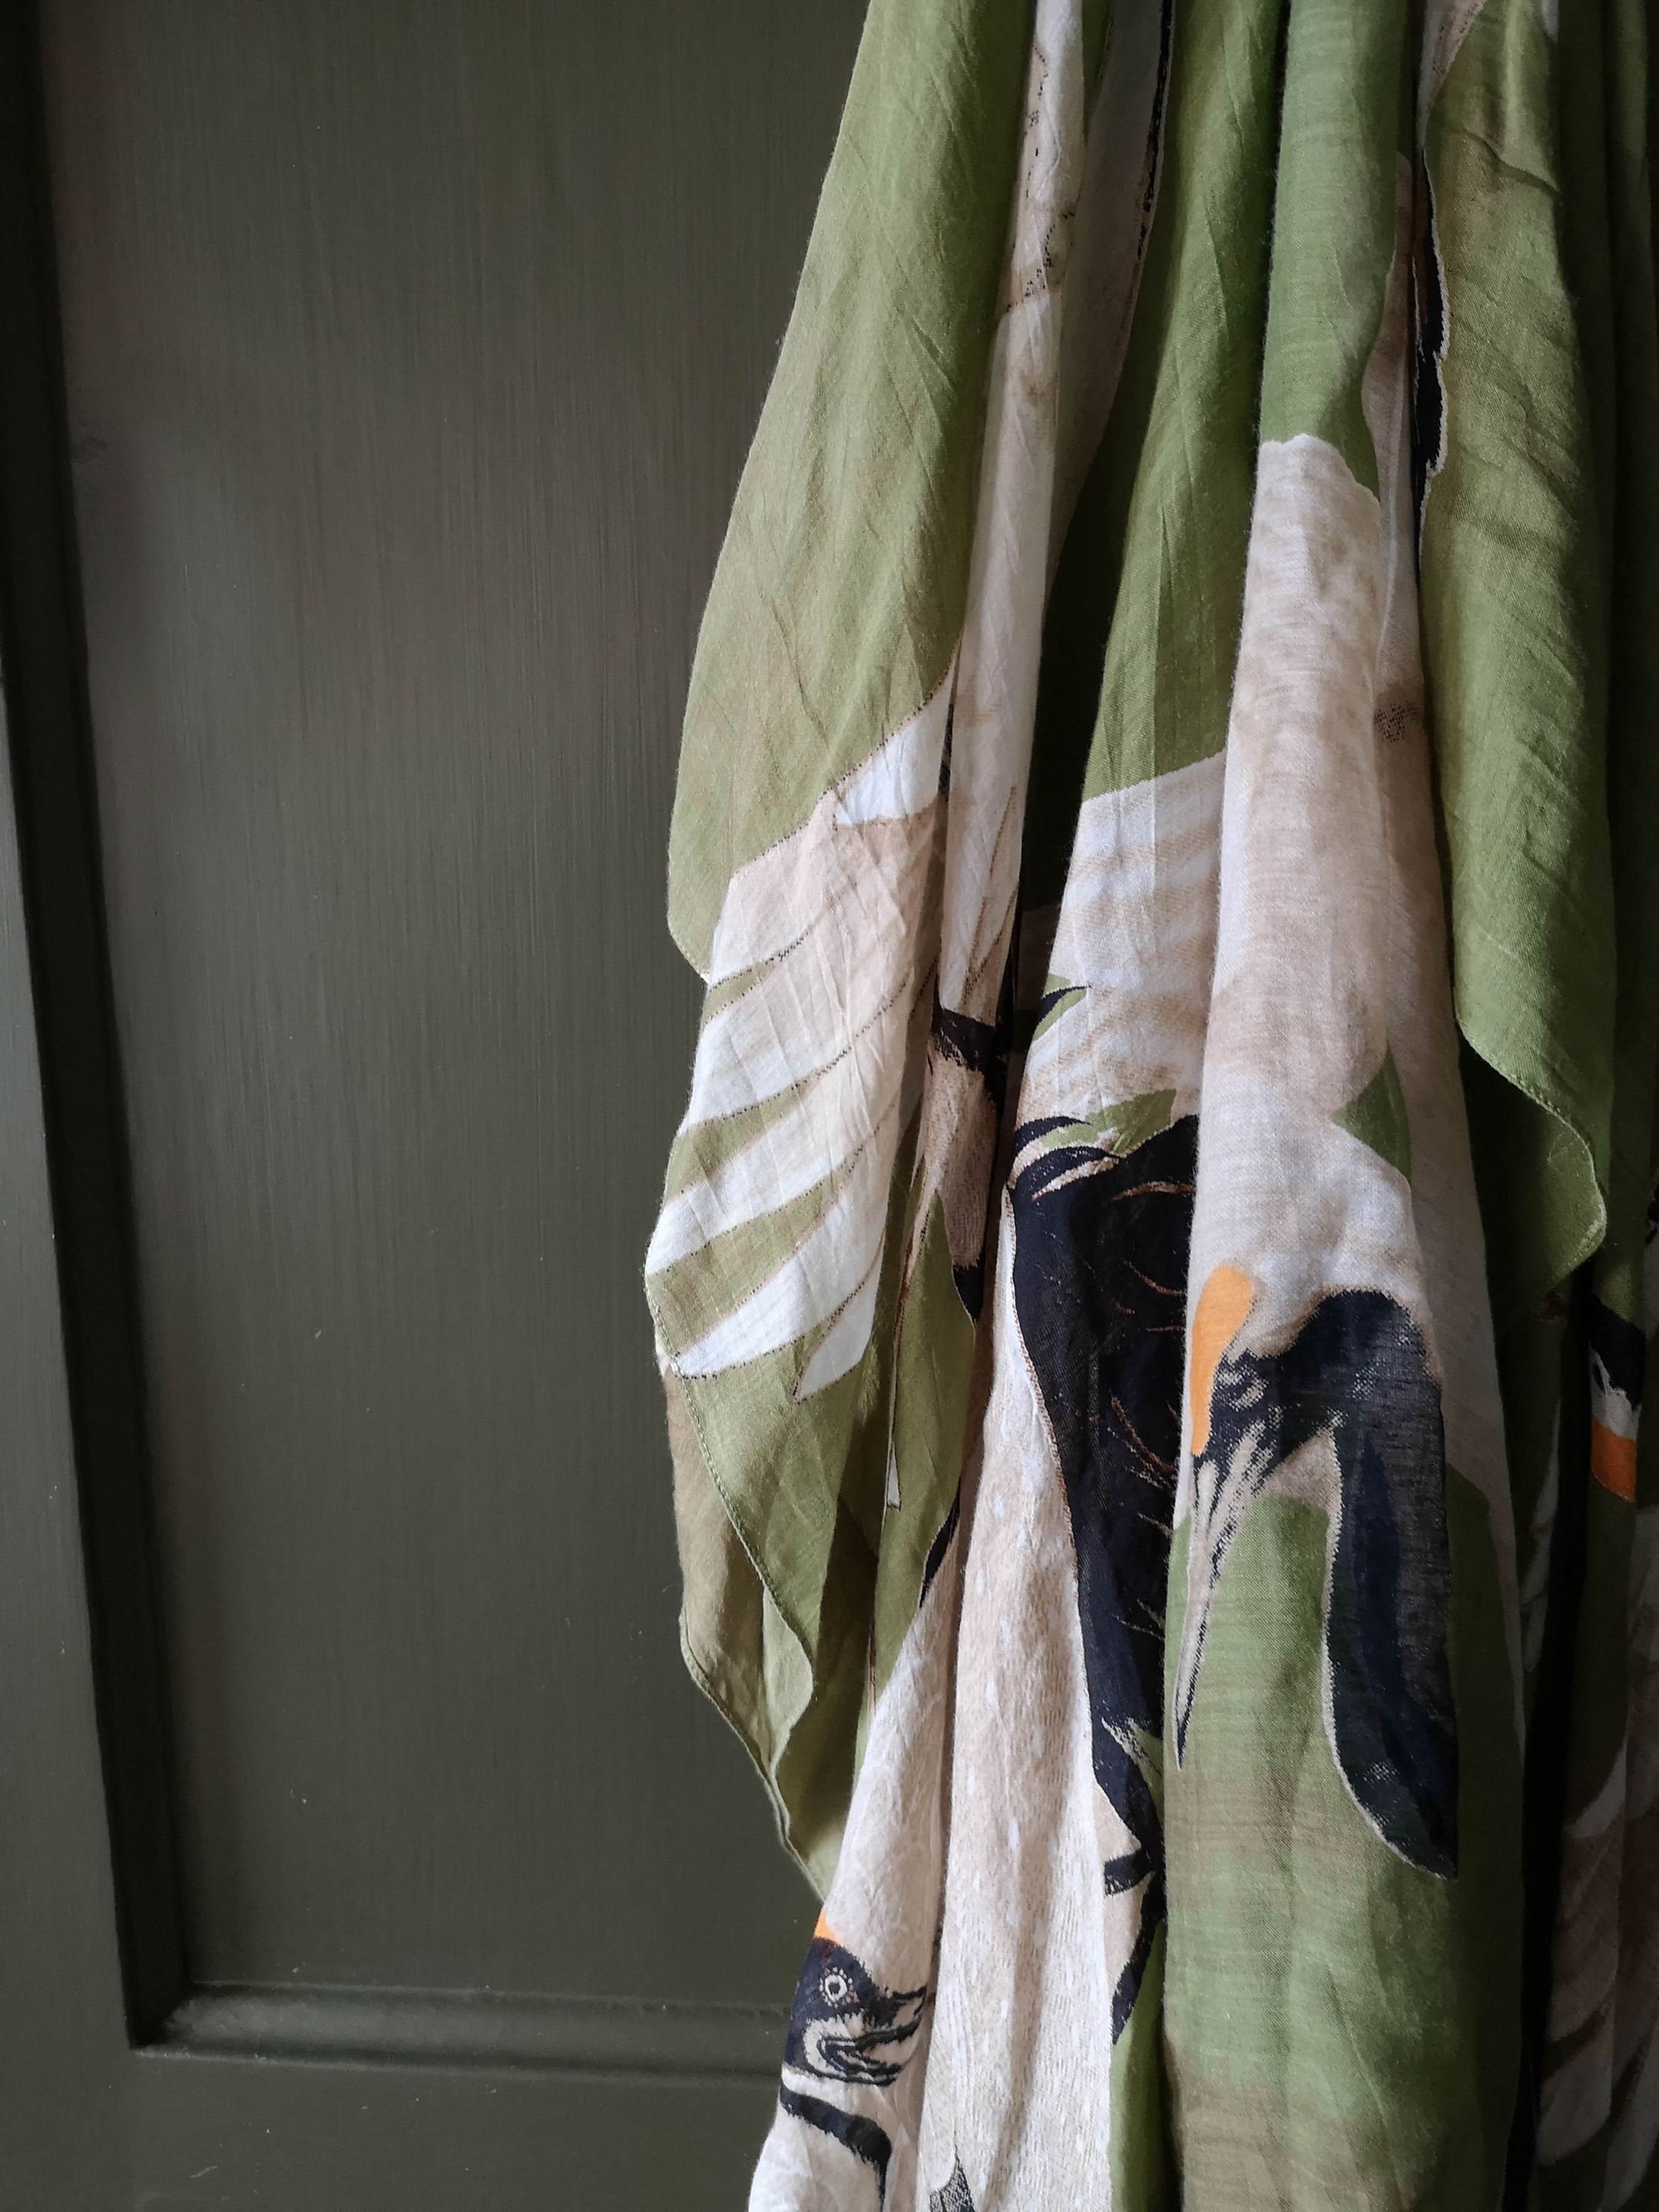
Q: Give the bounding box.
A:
[644,0,1659,2202]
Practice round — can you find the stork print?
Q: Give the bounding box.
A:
[783,1933,926,2088]
[775,1927,927,2208]
[1174,1273,1459,1876]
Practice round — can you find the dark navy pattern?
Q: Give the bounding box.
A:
[1183,1286,1460,1876]
[783,1936,926,2088]
[1409,163,1448,545]
[1010,1112,1197,2038]
[778,1935,927,2206]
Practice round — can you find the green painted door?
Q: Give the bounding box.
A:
[0,3,860,2202]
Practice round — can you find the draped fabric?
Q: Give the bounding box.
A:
[644,0,1659,2201]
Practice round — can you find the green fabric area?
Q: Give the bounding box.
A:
[667,1380,869,1892]
[1482,7,1659,2174]
[1462,1047,1609,1338]
[1030,975,1081,1045]
[649,1168,842,1352]
[1022,1084,1178,1163]
[1256,0,1406,489]
[1590,0,1659,1324]
[1422,0,1614,1328]
[665,0,1035,974]
[658,1111,920,1889]
[1162,1475,1521,2208]
[1018,0,1284,909]
[1333,1045,1412,1183]
[1080,0,1114,113]
[660,1077,805,1205]
[1111,1916,1175,2209]
[869,1194,975,1700]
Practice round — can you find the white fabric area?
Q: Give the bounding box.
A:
[916,1212,1121,2204]
[750,1504,961,2212]
[647,680,948,1383]
[1019,747,1223,1131]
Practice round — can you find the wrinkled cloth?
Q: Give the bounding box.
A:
[644,0,1659,2203]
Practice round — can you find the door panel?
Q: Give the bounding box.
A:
[0,1,863,2200]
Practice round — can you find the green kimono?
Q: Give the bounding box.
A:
[645,0,1659,2201]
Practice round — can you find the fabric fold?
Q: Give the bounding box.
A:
[644,0,1659,2200]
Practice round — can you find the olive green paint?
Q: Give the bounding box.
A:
[0,0,882,2198]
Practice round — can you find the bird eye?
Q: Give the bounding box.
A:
[821,1969,850,2005]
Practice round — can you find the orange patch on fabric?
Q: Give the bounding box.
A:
[1591,1421,1637,1502]
[1189,1264,1256,1455]
[813,1907,838,1943]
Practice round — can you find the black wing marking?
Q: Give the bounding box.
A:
[779,2084,893,2207]
[1010,1112,1197,2036]
[1190,1286,1459,1875]
[928,2153,978,2212]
